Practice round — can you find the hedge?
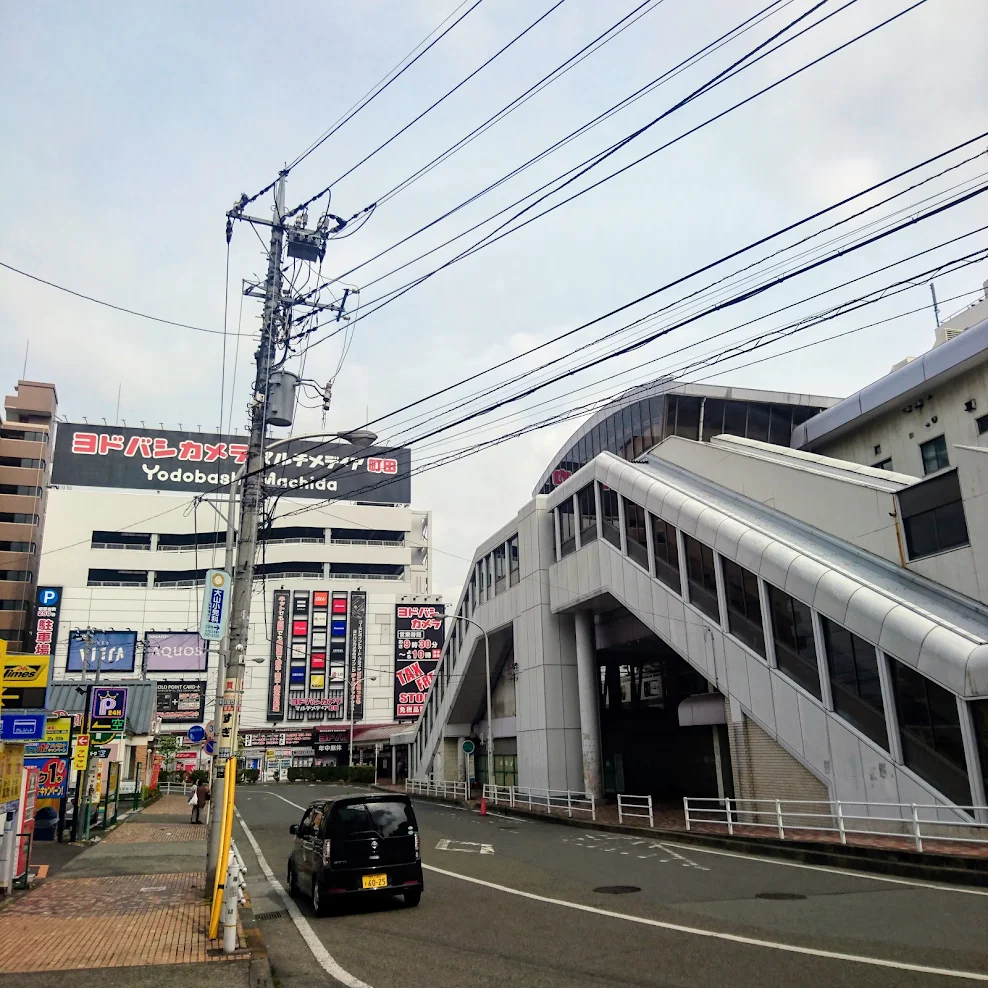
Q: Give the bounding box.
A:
[287,765,376,784]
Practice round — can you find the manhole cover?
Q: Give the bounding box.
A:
[254,909,287,921]
[755,892,806,901]
[594,885,641,894]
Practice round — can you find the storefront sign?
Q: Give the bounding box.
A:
[240,729,313,748]
[72,734,90,772]
[393,604,445,719]
[67,631,137,673]
[288,695,343,713]
[30,586,62,658]
[0,643,50,710]
[267,591,290,720]
[155,681,207,722]
[145,631,208,671]
[348,592,366,721]
[24,716,71,757]
[89,686,128,733]
[1,713,46,741]
[24,756,69,798]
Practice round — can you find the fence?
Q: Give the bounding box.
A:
[484,784,596,820]
[684,797,988,851]
[617,793,653,827]
[405,779,469,802]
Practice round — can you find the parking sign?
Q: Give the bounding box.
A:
[89,686,128,733]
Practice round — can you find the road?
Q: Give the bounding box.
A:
[234,784,988,988]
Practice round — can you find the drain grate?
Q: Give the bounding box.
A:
[755,892,806,901]
[594,886,641,894]
[254,909,287,921]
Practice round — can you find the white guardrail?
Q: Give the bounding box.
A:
[617,793,653,827]
[405,779,469,801]
[684,797,988,851]
[484,784,596,820]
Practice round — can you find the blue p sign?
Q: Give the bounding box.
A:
[38,587,60,606]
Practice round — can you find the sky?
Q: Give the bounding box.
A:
[2,0,987,604]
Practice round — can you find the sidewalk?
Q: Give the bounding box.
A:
[0,794,259,987]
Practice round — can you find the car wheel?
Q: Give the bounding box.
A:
[404,889,422,908]
[312,880,325,917]
[287,860,299,898]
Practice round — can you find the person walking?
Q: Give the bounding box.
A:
[190,780,209,824]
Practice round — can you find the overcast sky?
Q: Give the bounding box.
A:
[2,0,987,603]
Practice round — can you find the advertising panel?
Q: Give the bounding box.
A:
[30,586,62,658]
[0,643,50,710]
[348,592,366,721]
[267,591,290,721]
[90,686,128,733]
[199,569,230,642]
[24,716,71,757]
[394,603,446,720]
[24,756,69,798]
[155,681,207,722]
[52,424,412,503]
[145,631,208,672]
[67,631,137,673]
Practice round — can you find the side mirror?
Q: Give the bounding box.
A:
[289,823,298,835]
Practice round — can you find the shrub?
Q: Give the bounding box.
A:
[236,768,260,784]
[188,769,210,785]
[287,765,377,784]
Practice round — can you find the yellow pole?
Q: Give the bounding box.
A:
[208,758,237,939]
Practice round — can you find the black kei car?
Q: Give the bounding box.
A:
[287,794,423,915]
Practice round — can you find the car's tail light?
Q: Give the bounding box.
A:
[322,839,332,865]
[414,833,420,860]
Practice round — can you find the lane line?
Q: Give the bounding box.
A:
[234,808,373,988]
[422,863,988,981]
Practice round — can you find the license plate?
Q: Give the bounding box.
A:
[362,873,387,890]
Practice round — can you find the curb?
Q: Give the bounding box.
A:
[400,790,988,888]
[239,902,275,988]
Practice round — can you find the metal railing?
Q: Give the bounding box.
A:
[484,784,596,820]
[330,538,405,547]
[405,778,468,801]
[618,793,654,827]
[91,542,150,551]
[328,571,406,581]
[684,797,988,851]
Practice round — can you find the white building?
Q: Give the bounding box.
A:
[411,299,988,826]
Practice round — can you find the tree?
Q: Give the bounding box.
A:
[157,735,179,772]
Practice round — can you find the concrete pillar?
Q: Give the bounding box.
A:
[574,611,602,798]
[457,737,467,783]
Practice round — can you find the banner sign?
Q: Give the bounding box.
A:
[72,734,90,772]
[52,423,413,503]
[199,570,230,642]
[67,631,137,673]
[267,591,290,721]
[348,592,366,721]
[24,756,69,798]
[1,713,46,741]
[90,686,128,733]
[24,716,71,757]
[155,681,207,722]
[240,729,313,748]
[30,586,62,658]
[145,631,208,671]
[394,604,446,720]
[0,643,50,710]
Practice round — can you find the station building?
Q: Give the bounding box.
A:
[411,291,988,823]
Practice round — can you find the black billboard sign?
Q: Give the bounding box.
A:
[268,591,290,721]
[52,423,412,503]
[30,586,62,659]
[155,681,207,722]
[348,592,366,721]
[394,604,445,720]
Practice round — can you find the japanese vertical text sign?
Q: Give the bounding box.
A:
[267,591,290,721]
[347,592,366,721]
[393,604,445,719]
[89,686,128,733]
[199,570,230,642]
[31,586,62,659]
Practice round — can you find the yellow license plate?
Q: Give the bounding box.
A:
[362,873,387,890]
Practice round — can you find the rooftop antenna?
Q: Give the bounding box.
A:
[21,340,29,380]
[930,282,941,327]
[114,383,122,424]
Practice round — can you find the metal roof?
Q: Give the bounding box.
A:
[352,723,416,745]
[40,680,157,735]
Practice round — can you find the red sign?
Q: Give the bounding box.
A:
[292,620,308,637]
[313,591,329,608]
[331,597,347,615]
[15,767,38,882]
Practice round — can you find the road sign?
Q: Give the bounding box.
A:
[0,644,50,710]
[90,686,128,733]
[205,720,215,739]
[199,569,231,641]
[95,747,111,759]
[462,739,475,755]
[73,734,91,771]
[187,725,206,744]
[1,713,46,741]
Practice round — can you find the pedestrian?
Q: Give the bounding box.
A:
[190,780,209,824]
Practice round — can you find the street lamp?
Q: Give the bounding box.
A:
[349,672,377,767]
[444,614,493,793]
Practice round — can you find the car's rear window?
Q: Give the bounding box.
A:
[333,801,416,838]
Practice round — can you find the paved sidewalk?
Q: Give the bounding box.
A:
[0,794,255,984]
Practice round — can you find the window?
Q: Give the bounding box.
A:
[0,513,38,524]
[0,600,30,611]
[722,559,764,656]
[88,568,147,587]
[0,457,43,469]
[889,659,970,805]
[576,483,596,543]
[898,470,969,559]
[0,485,41,496]
[599,484,621,548]
[701,398,725,443]
[0,570,32,582]
[973,699,988,808]
[468,571,477,614]
[746,403,770,442]
[650,515,680,592]
[0,541,33,553]
[920,434,949,475]
[630,402,644,458]
[605,413,617,453]
[872,458,893,470]
[558,498,577,558]
[821,618,887,749]
[493,544,507,594]
[674,396,701,440]
[622,498,648,569]
[767,585,821,698]
[723,400,748,438]
[976,414,988,436]
[508,534,520,586]
[767,405,794,446]
[648,396,664,445]
[683,534,718,622]
[93,530,153,550]
[0,429,45,441]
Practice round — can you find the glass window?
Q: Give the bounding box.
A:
[701,398,726,443]
[605,414,617,454]
[768,405,794,446]
[620,406,633,458]
[650,515,680,592]
[578,435,588,467]
[889,659,971,805]
[899,470,969,559]
[767,584,821,698]
[558,498,577,557]
[683,534,718,622]
[723,400,748,437]
[508,534,520,586]
[577,483,597,543]
[476,560,486,602]
[976,414,988,436]
[722,558,764,656]
[674,396,701,440]
[599,484,621,548]
[649,396,665,443]
[920,435,950,475]
[746,403,770,442]
[631,402,644,458]
[468,571,476,615]
[665,395,678,437]
[493,544,507,594]
[872,458,893,470]
[973,699,988,806]
[821,618,887,749]
[592,424,604,458]
[622,498,648,569]
[791,406,817,427]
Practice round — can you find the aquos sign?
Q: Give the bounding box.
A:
[51,424,412,504]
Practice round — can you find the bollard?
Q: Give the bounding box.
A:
[222,852,239,954]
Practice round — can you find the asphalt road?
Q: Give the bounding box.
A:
[234,784,988,988]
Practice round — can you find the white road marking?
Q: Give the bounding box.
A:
[656,842,709,872]
[235,807,372,988]
[435,839,494,854]
[568,834,708,871]
[422,863,988,981]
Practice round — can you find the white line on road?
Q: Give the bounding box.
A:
[422,863,988,981]
[235,807,372,988]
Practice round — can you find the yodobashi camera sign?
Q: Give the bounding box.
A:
[51,423,412,503]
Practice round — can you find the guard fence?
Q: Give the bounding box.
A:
[684,796,988,851]
[483,784,596,820]
[617,793,654,827]
[405,779,469,801]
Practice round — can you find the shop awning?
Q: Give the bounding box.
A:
[351,723,416,747]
